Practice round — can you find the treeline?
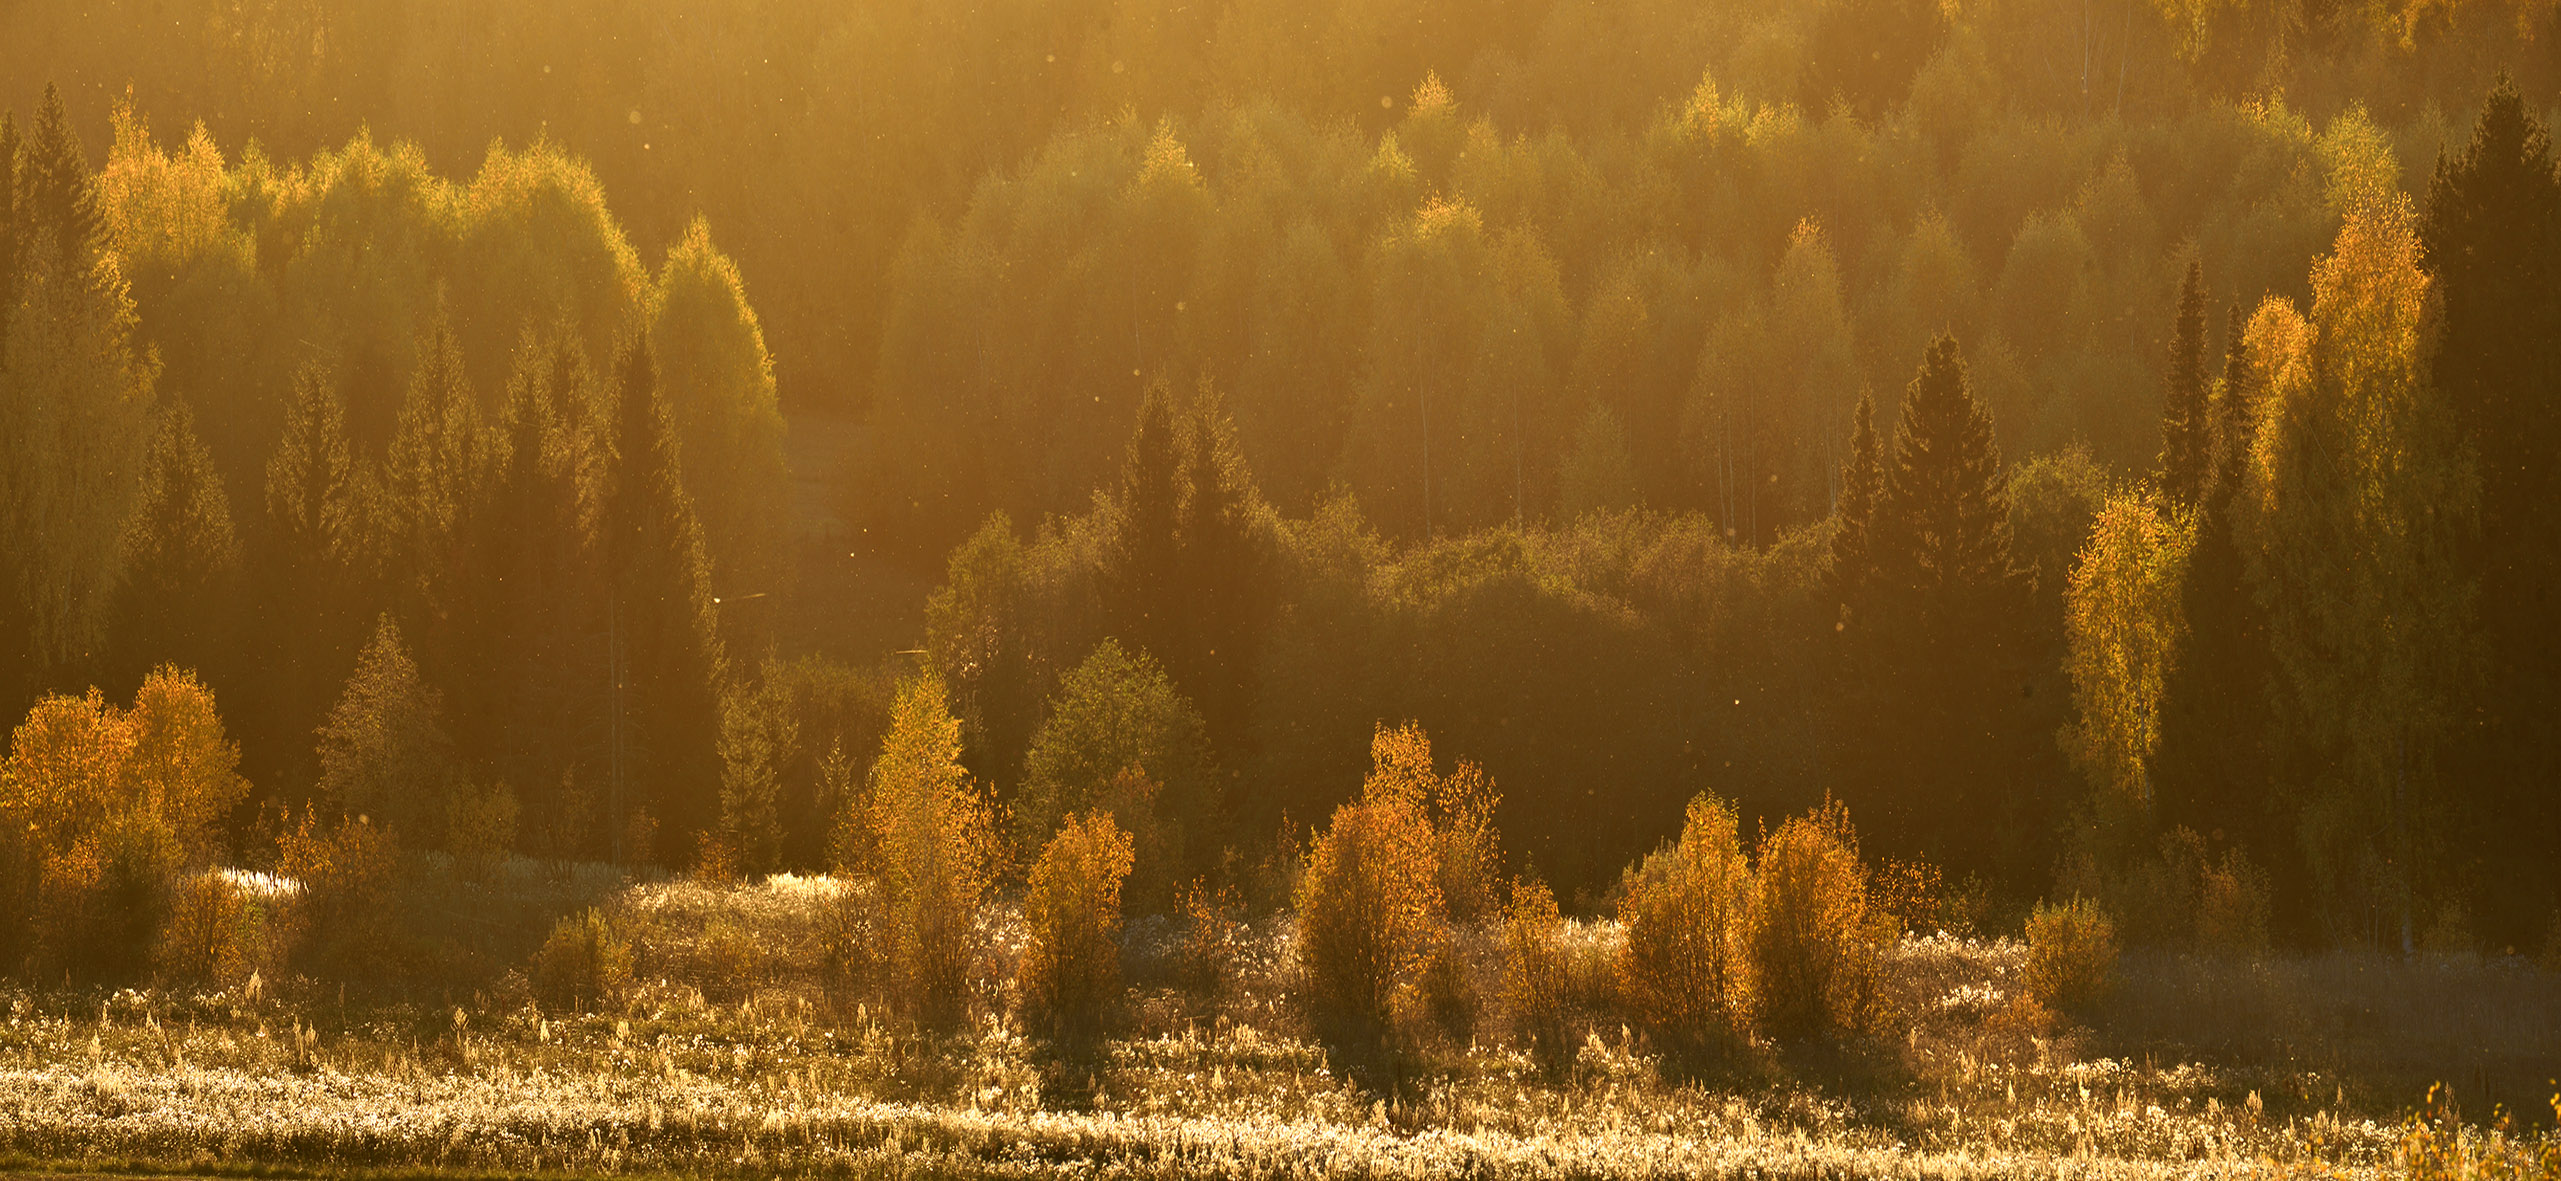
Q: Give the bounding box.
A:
[0,87,803,867]
[8,0,2548,422]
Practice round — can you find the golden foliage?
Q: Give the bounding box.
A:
[1015,811,1135,1049]
[1748,798,1886,1041]
[1616,794,1753,1063]
[1294,724,1450,1054]
[2024,896,2120,1016]
[866,674,997,1029]
[1502,877,1574,1073]
[534,908,634,1014]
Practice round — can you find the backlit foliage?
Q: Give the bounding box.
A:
[1015,810,1135,1051]
[1615,794,1753,1064]
[1294,723,1451,1055]
[1748,798,1887,1041]
[866,674,998,1029]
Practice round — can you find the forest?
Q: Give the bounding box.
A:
[0,0,2557,1176]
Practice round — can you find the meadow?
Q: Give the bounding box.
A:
[0,865,2551,1180]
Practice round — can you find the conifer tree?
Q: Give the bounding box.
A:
[0,112,19,367]
[2420,76,2561,939]
[317,615,461,844]
[1175,388,1266,757]
[1828,389,1883,622]
[596,335,725,864]
[22,85,101,268]
[249,365,372,800]
[111,398,240,690]
[382,322,485,658]
[2159,262,2211,507]
[1858,334,2037,877]
[1112,385,1184,670]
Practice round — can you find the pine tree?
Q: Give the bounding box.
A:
[111,398,240,691]
[2420,76,2561,942]
[2160,262,2211,507]
[596,335,725,865]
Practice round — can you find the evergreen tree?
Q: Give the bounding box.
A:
[317,615,461,844]
[596,334,725,865]
[0,112,20,369]
[21,85,100,268]
[2160,262,2211,507]
[110,398,240,691]
[1860,334,2037,878]
[1828,389,1883,622]
[381,322,485,643]
[248,365,372,803]
[1175,388,1266,759]
[2419,76,2561,940]
[471,338,602,854]
[1112,385,1184,672]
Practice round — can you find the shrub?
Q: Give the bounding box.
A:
[2194,847,2272,955]
[1015,811,1135,1051]
[868,675,996,1029]
[1502,877,1573,1074]
[1748,798,1885,1042]
[1616,794,1754,1063]
[534,908,633,1013]
[445,782,519,883]
[1176,877,1244,1000]
[276,810,403,980]
[1295,726,1447,1056]
[1362,722,1505,922]
[2024,896,2118,1016]
[154,870,288,987]
[35,820,182,983]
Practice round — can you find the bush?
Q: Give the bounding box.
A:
[1294,727,1447,1056]
[1176,877,1243,1000]
[35,820,182,983]
[697,917,764,1003]
[2024,896,2118,1016]
[2194,847,2272,955]
[1502,877,1573,1074]
[1748,798,1886,1042]
[1616,794,1753,1063]
[1015,811,1135,1051]
[534,908,633,1013]
[276,810,403,980]
[154,870,288,987]
[1016,641,1208,911]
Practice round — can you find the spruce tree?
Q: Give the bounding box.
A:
[111,398,241,691]
[2420,75,2561,940]
[596,335,725,865]
[1175,388,1266,759]
[0,112,20,368]
[2160,262,2211,507]
[22,85,100,268]
[1828,389,1883,623]
[250,365,372,803]
[1862,334,2036,878]
[1112,384,1184,672]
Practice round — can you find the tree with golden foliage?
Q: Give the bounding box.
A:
[2236,198,2479,948]
[1294,722,1452,1056]
[1015,811,1135,1053]
[865,674,997,1029]
[1616,793,1754,1065]
[2062,490,2197,845]
[1749,798,1886,1042]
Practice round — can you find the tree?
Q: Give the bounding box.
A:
[2238,200,2479,948]
[1017,640,1208,904]
[596,335,725,864]
[2061,491,2196,847]
[649,218,790,633]
[716,674,800,877]
[380,320,485,654]
[866,673,994,1029]
[1828,390,1884,623]
[0,87,154,700]
[1854,334,2037,877]
[111,398,241,691]
[1015,811,1134,1052]
[2419,76,2561,941]
[2160,262,2212,507]
[316,615,461,846]
[248,365,373,804]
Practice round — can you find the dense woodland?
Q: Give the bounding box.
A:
[2,0,2559,985]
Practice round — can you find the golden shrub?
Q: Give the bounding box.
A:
[1015,811,1135,1050]
[1176,876,1243,1000]
[1748,798,1886,1042]
[1294,728,1447,1055]
[697,917,765,1004]
[2024,896,2119,1016]
[534,908,633,1013]
[1502,877,1574,1073]
[1617,793,1753,1062]
[276,810,403,980]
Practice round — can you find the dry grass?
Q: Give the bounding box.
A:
[0,875,2550,1180]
